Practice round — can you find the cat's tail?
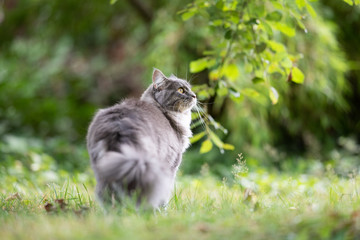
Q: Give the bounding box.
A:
[93,144,174,208]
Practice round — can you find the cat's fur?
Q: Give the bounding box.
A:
[86,69,196,208]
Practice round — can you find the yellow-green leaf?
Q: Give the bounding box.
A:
[305,3,317,18]
[292,67,305,84]
[190,58,215,73]
[181,10,196,21]
[281,57,293,68]
[217,86,228,97]
[190,132,206,144]
[190,58,208,73]
[223,64,240,81]
[223,143,235,150]
[208,129,234,151]
[209,69,220,81]
[267,40,286,52]
[229,89,243,103]
[296,0,306,9]
[242,88,260,98]
[343,0,359,5]
[296,19,306,31]
[266,11,282,22]
[272,1,283,10]
[212,19,223,26]
[252,77,265,84]
[200,139,213,154]
[274,23,296,37]
[209,130,223,148]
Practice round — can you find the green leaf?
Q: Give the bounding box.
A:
[222,1,237,11]
[292,67,305,84]
[209,130,224,148]
[274,23,296,37]
[281,57,293,69]
[190,131,206,144]
[342,0,359,5]
[224,30,232,40]
[270,72,284,81]
[269,63,283,74]
[215,0,224,9]
[267,40,286,52]
[305,3,317,18]
[266,11,282,22]
[242,88,260,98]
[242,88,267,105]
[217,81,229,97]
[223,143,235,150]
[209,69,220,81]
[200,139,213,153]
[223,64,239,81]
[252,77,265,84]
[181,11,196,21]
[197,90,212,100]
[217,88,228,97]
[212,19,223,26]
[110,0,117,4]
[229,89,243,103]
[193,84,215,100]
[209,129,234,151]
[296,18,307,31]
[272,1,284,10]
[295,0,306,10]
[255,42,267,53]
[261,20,273,36]
[254,4,266,17]
[269,87,279,105]
[245,63,253,73]
[191,120,204,130]
[190,59,207,73]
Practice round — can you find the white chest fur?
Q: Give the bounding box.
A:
[167,110,192,152]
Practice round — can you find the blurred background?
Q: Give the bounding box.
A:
[0,0,359,184]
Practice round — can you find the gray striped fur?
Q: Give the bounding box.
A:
[86,69,196,208]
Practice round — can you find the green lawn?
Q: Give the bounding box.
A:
[1,161,359,240]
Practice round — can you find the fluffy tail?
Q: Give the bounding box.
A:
[93,145,173,208]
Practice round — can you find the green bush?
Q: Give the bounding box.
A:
[0,0,359,175]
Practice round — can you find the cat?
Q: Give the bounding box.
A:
[86,68,197,209]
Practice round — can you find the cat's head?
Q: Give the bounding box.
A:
[151,69,196,113]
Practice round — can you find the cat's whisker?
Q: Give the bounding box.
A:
[195,104,208,119]
[189,74,196,84]
[192,104,208,130]
[197,100,215,106]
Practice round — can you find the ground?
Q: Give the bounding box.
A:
[1,161,359,240]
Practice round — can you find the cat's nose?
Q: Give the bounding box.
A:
[191,93,196,99]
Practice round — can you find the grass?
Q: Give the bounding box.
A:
[1,151,360,240]
[1,163,360,240]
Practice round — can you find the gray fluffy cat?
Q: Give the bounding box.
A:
[87,69,196,208]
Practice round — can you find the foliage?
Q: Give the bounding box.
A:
[0,0,359,174]
[0,135,90,175]
[180,0,316,153]
[342,0,360,5]
[0,0,163,170]
[177,0,359,164]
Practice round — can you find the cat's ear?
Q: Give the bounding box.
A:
[152,68,167,89]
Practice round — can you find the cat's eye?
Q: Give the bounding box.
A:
[177,88,185,94]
